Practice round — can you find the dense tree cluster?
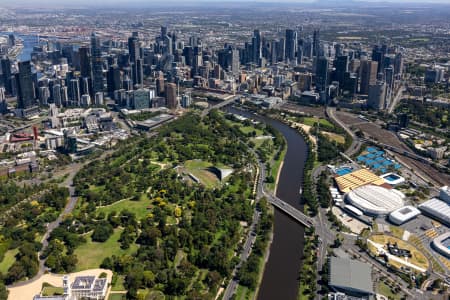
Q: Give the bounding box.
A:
[396,100,449,129]
[65,111,259,298]
[0,186,69,285]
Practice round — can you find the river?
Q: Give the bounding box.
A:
[1,32,40,61]
[226,107,309,300]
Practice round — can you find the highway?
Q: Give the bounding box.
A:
[326,107,362,157]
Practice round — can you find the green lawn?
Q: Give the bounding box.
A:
[185,160,221,188]
[376,281,402,300]
[239,126,264,136]
[268,147,287,192]
[108,293,126,300]
[302,117,334,129]
[42,286,64,296]
[111,275,126,291]
[97,197,152,220]
[235,285,251,300]
[389,226,405,239]
[74,229,139,271]
[0,248,18,274]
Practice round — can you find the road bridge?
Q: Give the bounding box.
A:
[265,193,314,228]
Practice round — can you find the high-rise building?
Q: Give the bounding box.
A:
[133,88,151,110]
[38,86,50,105]
[335,55,349,87]
[70,79,81,106]
[252,30,262,66]
[1,57,12,94]
[313,29,320,57]
[165,83,177,109]
[107,65,121,98]
[53,84,62,107]
[16,61,35,109]
[81,94,91,107]
[128,33,140,65]
[231,49,240,75]
[79,47,92,78]
[91,33,104,94]
[285,29,297,63]
[360,60,378,95]
[315,56,329,92]
[367,81,386,110]
[394,52,403,76]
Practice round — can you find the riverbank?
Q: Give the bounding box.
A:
[226,107,309,300]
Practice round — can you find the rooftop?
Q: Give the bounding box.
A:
[328,257,373,295]
[335,169,386,193]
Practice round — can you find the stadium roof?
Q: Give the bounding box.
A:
[419,198,450,226]
[346,185,405,216]
[389,206,421,225]
[328,257,373,295]
[335,169,386,193]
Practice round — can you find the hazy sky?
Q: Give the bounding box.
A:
[2,0,450,7]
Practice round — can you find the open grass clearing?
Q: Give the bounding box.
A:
[184,160,222,189]
[74,228,139,271]
[376,281,402,300]
[0,248,18,274]
[321,131,345,144]
[96,197,152,220]
[42,286,64,296]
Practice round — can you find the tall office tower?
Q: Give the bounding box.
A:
[252,30,262,66]
[133,88,151,110]
[161,26,168,38]
[95,92,104,106]
[360,60,378,95]
[80,77,90,96]
[52,84,62,107]
[1,57,12,94]
[61,86,68,106]
[335,55,349,87]
[334,44,344,57]
[81,94,91,107]
[313,29,320,57]
[231,49,240,75]
[367,81,386,110]
[70,79,81,106]
[16,61,35,109]
[132,58,144,87]
[123,76,132,91]
[394,52,403,76]
[38,86,50,105]
[165,83,177,109]
[277,39,285,62]
[107,65,121,98]
[79,47,92,78]
[128,32,140,65]
[285,29,297,63]
[270,40,278,64]
[384,67,394,108]
[0,87,5,101]
[315,56,329,92]
[156,77,165,96]
[91,33,104,94]
[371,45,384,73]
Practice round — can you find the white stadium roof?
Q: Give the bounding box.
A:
[389,206,421,225]
[432,232,450,259]
[419,198,450,226]
[346,185,405,216]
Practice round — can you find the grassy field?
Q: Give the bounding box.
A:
[0,248,18,274]
[268,147,287,192]
[111,275,126,291]
[376,281,402,300]
[235,285,251,300]
[97,197,152,220]
[389,226,405,239]
[74,229,139,271]
[321,131,345,144]
[108,293,126,300]
[369,234,429,271]
[42,286,64,296]
[184,160,221,188]
[302,117,334,128]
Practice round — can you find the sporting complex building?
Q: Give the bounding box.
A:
[432,232,450,259]
[346,185,405,216]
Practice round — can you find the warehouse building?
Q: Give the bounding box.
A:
[328,257,374,297]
